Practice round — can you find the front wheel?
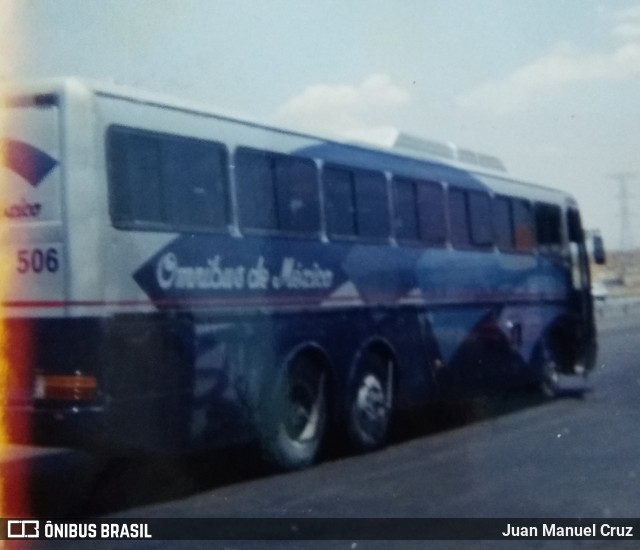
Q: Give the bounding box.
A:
[260,355,327,470]
[540,354,562,397]
[535,343,574,398]
[347,352,394,453]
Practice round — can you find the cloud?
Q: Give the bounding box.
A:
[457,7,640,116]
[273,73,410,142]
[613,5,640,42]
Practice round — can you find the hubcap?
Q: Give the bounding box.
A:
[354,374,388,435]
[284,379,323,443]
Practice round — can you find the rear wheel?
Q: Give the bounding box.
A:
[347,352,394,453]
[260,355,327,470]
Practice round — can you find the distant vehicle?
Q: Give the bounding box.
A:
[591,282,608,301]
[0,78,605,470]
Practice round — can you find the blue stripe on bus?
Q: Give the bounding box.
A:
[132,234,567,310]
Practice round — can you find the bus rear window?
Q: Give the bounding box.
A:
[107,126,229,230]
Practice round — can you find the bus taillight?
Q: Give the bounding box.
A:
[34,374,98,402]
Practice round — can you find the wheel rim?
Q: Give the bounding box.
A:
[541,359,560,396]
[353,372,390,442]
[282,375,324,444]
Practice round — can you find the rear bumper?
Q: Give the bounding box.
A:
[7,403,106,450]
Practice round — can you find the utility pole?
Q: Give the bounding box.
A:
[611,172,638,282]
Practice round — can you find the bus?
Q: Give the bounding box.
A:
[0,78,603,470]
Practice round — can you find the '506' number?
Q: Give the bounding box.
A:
[17,248,60,274]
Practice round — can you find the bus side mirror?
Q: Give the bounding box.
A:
[592,234,606,265]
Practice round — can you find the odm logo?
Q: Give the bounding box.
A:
[0,139,58,187]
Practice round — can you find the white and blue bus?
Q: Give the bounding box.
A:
[1,79,603,469]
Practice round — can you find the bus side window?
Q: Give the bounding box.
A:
[108,129,164,226]
[162,138,229,228]
[448,188,493,249]
[448,188,470,248]
[236,148,279,231]
[324,165,357,237]
[236,148,320,235]
[417,181,446,245]
[512,198,535,252]
[534,202,562,252]
[323,165,389,241]
[493,195,515,251]
[107,126,229,230]
[393,176,419,241]
[394,177,446,246]
[468,191,493,248]
[355,169,389,240]
[274,156,319,235]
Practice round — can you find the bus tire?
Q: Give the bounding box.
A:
[260,354,327,470]
[534,343,562,397]
[347,351,394,453]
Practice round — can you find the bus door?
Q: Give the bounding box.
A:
[567,207,596,370]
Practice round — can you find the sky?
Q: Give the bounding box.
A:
[1,0,639,250]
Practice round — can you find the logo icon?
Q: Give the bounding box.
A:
[0,139,58,187]
[7,520,40,538]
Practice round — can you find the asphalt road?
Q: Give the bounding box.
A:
[8,298,640,549]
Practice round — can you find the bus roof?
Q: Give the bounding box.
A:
[1,77,577,206]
